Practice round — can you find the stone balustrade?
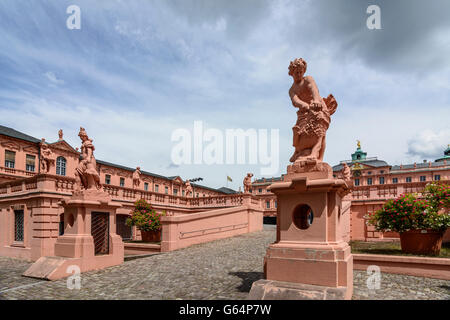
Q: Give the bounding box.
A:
[0,174,252,211]
[350,180,449,201]
[0,165,37,178]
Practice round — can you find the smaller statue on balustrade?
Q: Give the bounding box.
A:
[133,167,141,189]
[243,173,253,194]
[74,127,101,192]
[185,180,193,198]
[341,163,351,183]
[39,138,54,173]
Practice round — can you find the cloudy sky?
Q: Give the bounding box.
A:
[0,0,449,190]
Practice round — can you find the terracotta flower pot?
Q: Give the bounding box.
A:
[399,230,444,256]
[140,229,161,242]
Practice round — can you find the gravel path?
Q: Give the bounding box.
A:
[0,225,449,300]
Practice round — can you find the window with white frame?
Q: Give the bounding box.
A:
[5,150,15,168]
[26,154,36,172]
[56,156,66,176]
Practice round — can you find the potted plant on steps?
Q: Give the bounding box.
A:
[126,199,165,242]
[367,182,449,256]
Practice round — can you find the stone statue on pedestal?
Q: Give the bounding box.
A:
[39,138,54,173]
[74,127,101,192]
[133,167,141,189]
[287,58,338,176]
[185,180,193,198]
[249,58,352,300]
[243,173,253,194]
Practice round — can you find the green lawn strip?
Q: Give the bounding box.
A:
[350,240,450,258]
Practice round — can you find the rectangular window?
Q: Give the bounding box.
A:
[434,175,441,181]
[275,201,277,208]
[155,184,159,192]
[26,154,36,172]
[5,150,15,168]
[144,183,149,191]
[420,176,426,182]
[59,214,64,236]
[196,193,199,198]
[392,178,398,184]
[266,201,270,209]
[259,188,262,193]
[354,179,360,186]
[173,189,178,196]
[182,190,185,196]
[379,177,385,185]
[119,177,125,187]
[165,186,168,194]
[105,175,111,185]
[367,178,372,185]
[14,210,24,242]
[367,171,372,175]
[406,177,412,183]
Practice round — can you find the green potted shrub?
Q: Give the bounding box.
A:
[367,183,450,255]
[126,199,165,242]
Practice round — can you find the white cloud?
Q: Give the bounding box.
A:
[407,129,450,160]
[44,71,64,86]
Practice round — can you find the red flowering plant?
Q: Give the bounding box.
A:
[125,199,165,232]
[367,186,450,233]
[423,182,450,213]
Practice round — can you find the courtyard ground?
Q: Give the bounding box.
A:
[0,225,449,300]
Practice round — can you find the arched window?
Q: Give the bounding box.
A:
[56,156,66,176]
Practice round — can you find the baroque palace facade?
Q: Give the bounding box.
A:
[251,143,450,242]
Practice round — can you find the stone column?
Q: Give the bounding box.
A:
[249,167,353,300]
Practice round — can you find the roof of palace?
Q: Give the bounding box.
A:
[332,159,389,171]
[0,125,41,143]
[253,177,284,185]
[216,187,238,194]
[95,159,168,180]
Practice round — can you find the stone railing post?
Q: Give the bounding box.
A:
[160,216,178,252]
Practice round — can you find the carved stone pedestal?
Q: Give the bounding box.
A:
[249,170,353,300]
[24,190,124,280]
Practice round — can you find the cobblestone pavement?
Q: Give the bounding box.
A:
[0,225,449,300]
